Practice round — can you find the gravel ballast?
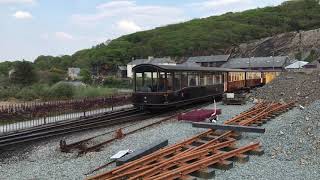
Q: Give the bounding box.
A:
[251,70,320,105]
[215,101,320,180]
[0,101,319,180]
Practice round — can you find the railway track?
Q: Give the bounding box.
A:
[0,108,148,148]
[0,101,213,149]
[60,102,214,154]
[87,101,295,180]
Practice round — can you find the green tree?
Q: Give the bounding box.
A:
[10,60,37,85]
[80,69,92,84]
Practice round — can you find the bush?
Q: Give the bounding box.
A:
[103,77,131,89]
[16,88,39,101]
[0,87,19,100]
[10,61,37,85]
[73,86,116,98]
[47,83,74,99]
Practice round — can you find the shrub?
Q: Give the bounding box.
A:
[0,87,19,100]
[73,86,116,98]
[16,88,39,101]
[103,77,131,89]
[48,83,74,99]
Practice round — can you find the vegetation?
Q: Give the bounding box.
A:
[10,61,37,85]
[0,83,125,101]
[1,0,320,101]
[69,0,320,68]
[1,0,319,74]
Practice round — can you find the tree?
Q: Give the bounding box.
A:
[10,60,37,85]
[80,69,92,84]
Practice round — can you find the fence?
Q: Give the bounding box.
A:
[0,95,132,135]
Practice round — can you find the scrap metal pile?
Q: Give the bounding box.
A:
[87,101,295,180]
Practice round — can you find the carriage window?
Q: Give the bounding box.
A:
[158,72,166,92]
[181,72,188,88]
[188,72,199,86]
[167,73,173,91]
[135,73,143,91]
[200,73,205,86]
[214,74,223,84]
[173,72,181,90]
[205,74,213,85]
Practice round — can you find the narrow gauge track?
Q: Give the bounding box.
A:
[60,102,214,154]
[0,101,214,149]
[87,101,295,180]
[0,108,150,148]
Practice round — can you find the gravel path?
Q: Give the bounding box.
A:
[0,101,319,180]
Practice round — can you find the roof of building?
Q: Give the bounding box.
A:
[285,61,308,69]
[186,55,230,63]
[221,56,290,69]
[118,66,127,71]
[128,57,175,65]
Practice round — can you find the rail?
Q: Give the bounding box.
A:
[87,101,295,180]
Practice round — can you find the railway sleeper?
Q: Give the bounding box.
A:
[190,167,216,179]
[244,148,265,156]
[210,160,234,170]
[229,154,250,163]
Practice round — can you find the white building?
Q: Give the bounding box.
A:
[127,57,176,78]
[68,68,80,80]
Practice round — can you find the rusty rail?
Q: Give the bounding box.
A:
[87,101,295,180]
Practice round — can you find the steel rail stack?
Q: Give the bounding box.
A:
[88,101,295,180]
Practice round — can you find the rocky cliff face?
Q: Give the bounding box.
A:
[228,28,320,61]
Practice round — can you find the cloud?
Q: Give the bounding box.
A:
[71,0,186,34]
[117,20,142,33]
[191,0,247,9]
[0,0,35,4]
[55,32,73,40]
[40,33,49,40]
[13,11,32,19]
[188,0,257,17]
[96,1,135,9]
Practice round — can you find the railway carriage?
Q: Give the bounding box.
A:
[131,64,280,110]
[132,64,244,110]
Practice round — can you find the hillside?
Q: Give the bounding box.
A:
[68,0,320,68]
[2,0,320,74]
[229,28,320,62]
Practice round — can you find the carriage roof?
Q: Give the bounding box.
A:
[133,64,252,73]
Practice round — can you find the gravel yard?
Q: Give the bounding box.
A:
[0,100,319,180]
[215,101,320,180]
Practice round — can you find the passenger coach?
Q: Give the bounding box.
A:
[131,64,264,110]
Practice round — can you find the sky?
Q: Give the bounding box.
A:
[0,0,287,62]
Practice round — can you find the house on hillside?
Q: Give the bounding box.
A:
[221,56,291,70]
[68,68,80,80]
[184,55,230,67]
[127,56,176,78]
[303,59,320,69]
[8,69,15,78]
[117,66,127,78]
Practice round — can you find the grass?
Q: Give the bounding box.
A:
[73,86,118,98]
[0,83,126,101]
